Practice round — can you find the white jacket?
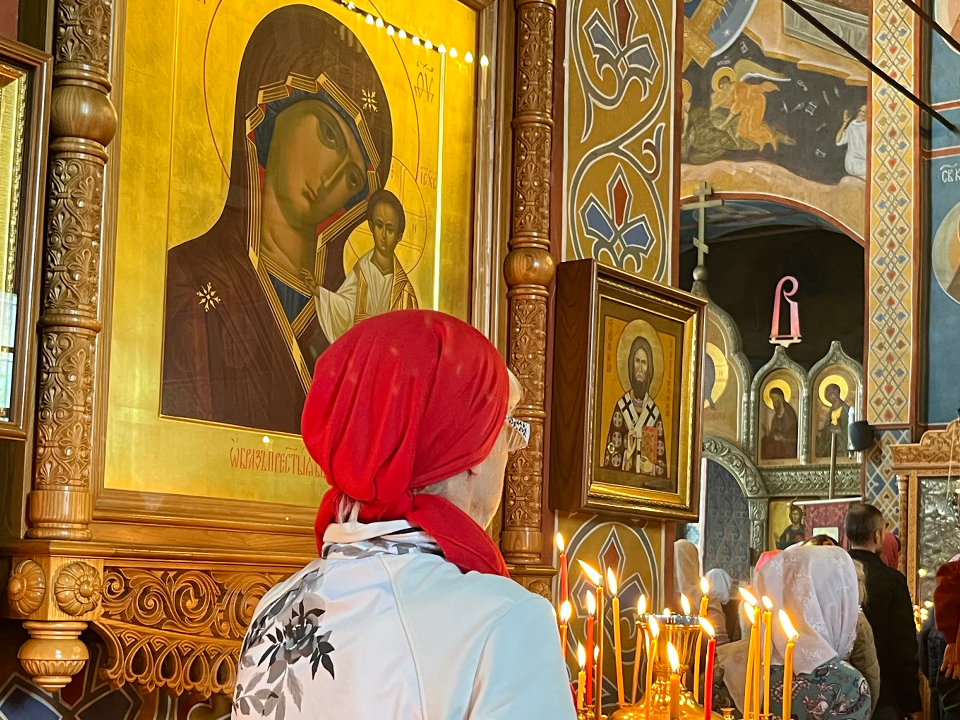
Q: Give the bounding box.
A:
[233,519,576,720]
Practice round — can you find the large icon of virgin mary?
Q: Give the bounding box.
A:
[161,5,393,434]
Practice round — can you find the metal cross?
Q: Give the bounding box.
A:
[683,182,723,266]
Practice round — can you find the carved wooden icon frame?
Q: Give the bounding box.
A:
[0,38,50,439]
[550,260,706,520]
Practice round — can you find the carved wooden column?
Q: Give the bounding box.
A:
[897,473,909,576]
[501,0,556,594]
[15,0,117,690]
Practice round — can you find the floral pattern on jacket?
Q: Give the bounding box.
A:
[713,657,871,720]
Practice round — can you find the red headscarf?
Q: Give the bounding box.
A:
[880,530,900,570]
[304,310,510,577]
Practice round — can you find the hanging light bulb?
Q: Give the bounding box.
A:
[347,1,355,8]
[365,13,374,24]
[398,29,407,39]
[412,35,420,45]
[449,47,458,58]
[479,55,489,67]
[464,51,474,63]
[375,16,384,28]
[424,39,433,50]
[438,44,446,54]
[386,25,395,35]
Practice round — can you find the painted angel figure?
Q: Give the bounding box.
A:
[710,60,794,152]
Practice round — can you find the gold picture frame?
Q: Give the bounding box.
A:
[550,260,706,520]
[90,0,507,542]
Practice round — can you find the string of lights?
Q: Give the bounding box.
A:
[334,0,489,66]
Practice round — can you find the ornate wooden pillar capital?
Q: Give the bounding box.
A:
[502,0,557,588]
[17,0,118,691]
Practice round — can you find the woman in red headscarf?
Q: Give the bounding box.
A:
[233,310,575,720]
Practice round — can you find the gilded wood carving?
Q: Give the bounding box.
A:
[502,0,557,578]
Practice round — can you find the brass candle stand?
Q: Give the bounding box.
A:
[610,615,723,720]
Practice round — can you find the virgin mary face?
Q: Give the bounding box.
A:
[265,99,367,232]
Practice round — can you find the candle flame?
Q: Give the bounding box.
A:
[556,533,566,553]
[739,587,759,606]
[578,560,603,586]
[667,641,680,672]
[586,591,597,615]
[638,594,647,615]
[779,609,799,640]
[744,604,757,625]
[578,642,586,669]
[594,645,599,660]
[560,600,572,623]
[762,596,774,611]
[700,576,710,594]
[681,594,692,616]
[649,615,661,638]
[663,607,672,617]
[699,616,716,637]
[607,567,619,595]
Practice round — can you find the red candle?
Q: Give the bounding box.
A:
[700,616,717,720]
[560,600,572,662]
[586,592,596,706]
[557,533,569,605]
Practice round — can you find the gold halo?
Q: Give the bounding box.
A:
[704,342,729,407]
[818,374,850,407]
[682,79,692,103]
[616,319,665,398]
[762,378,792,409]
[712,67,735,92]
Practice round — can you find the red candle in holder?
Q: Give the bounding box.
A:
[700,616,717,720]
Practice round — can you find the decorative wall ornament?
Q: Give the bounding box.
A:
[866,0,918,426]
[564,0,675,280]
[95,565,287,696]
[54,562,102,616]
[890,420,960,469]
[769,276,802,347]
[761,466,860,497]
[7,559,46,616]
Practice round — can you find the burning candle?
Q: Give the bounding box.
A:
[700,617,717,720]
[586,591,596,706]
[608,567,625,705]
[645,616,660,720]
[780,610,799,720]
[668,641,681,720]
[557,533,569,606]
[700,576,710,616]
[579,561,605,720]
[681,593,692,617]
[632,595,647,704]
[739,589,759,720]
[577,642,587,712]
[761,596,773,716]
[560,599,572,662]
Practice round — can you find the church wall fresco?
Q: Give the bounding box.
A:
[562,0,678,281]
[924,4,960,425]
[679,0,868,238]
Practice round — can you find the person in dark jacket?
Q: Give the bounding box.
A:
[920,605,960,720]
[846,503,921,720]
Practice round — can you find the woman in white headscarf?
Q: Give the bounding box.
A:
[675,540,730,645]
[711,546,871,720]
